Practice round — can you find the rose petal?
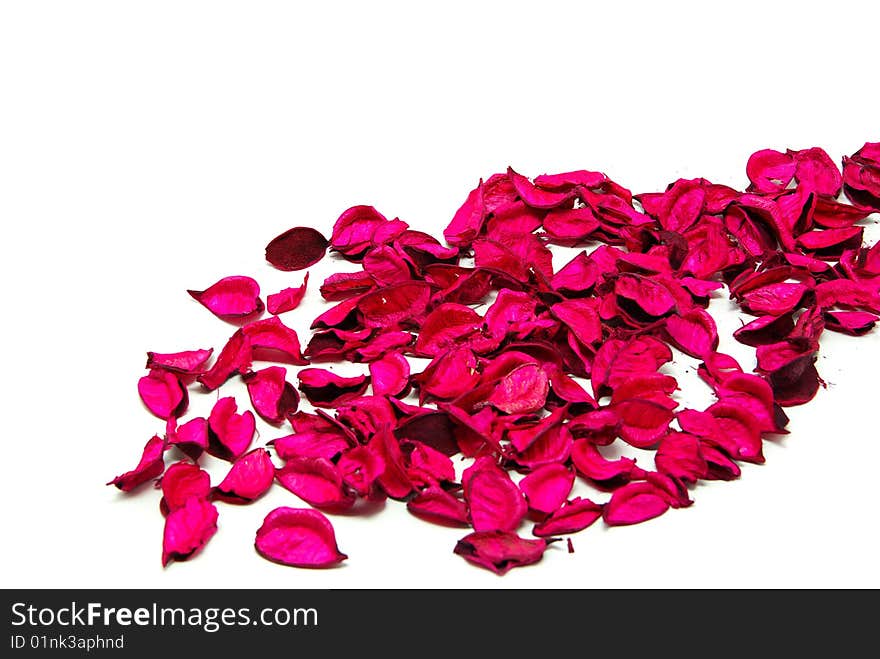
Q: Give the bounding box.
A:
[267,273,309,315]
[518,464,575,515]
[254,507,347,568]
[454,531,550,575]
[207,397,255,461]
[266,227,328,271]
[162,497,218,566]
[243,366,299,424]
[213,448,275,504]
[146,348,213,375]
[107,435,166,492]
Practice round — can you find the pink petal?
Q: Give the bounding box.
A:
[138,369,188,420]
[188,275,264,320]
[664,308,718,359]
[266,273,309,315]
[518,464,575,515]
[407,486,469,526]
[162,497,218,566]
[242,316,308,365]
[454,531,550,575]
[369,351,411,397]
[254,507,347,568]
[463,459,527,532]
[297,368,369,408]
[160,461,211,515]
[146,348,213,375]
[603,481,671,526]
[487,363,549,415]
[213,448,275,504]
[107,435,166,492]
[207,397,255,461]
[276,457,355,510]
[243,366,299,424]
[359,282,432,328]
[532,497,604,537]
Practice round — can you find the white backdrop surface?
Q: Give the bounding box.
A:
[1,1,878,588]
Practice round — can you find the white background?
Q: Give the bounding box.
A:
[2,0,879,589]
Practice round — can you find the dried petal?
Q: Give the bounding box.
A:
[267,273,309,315]
[243,366,299,424]
[138,369,188,420]
[518,464,575,515]
[146,348,213,375]
[603,481,671,526]
[463,459,527,532]
[276,457,355,510]
[207,397,255,461]
[297,368,369,408]
[254,507,347,568]
[532,497,604,537]
[107,435,166,492]
[369,351,411,397]
[160,462,211,514]
[162,497,218,566]
[187,276,264,321]
[213,448,275,503]
[266,227,328,271]
[454,531,550,575]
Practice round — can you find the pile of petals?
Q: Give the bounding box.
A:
[110,143,880,574]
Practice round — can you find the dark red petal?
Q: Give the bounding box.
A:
[454,531,550,575]
[213,448,275,504]
[267,273,309,315]
[162,497,218,566]
[254,507,347,568]
[107,435,166,492]
[266,227,328,271]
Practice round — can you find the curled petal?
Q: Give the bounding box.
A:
[518,464,575,515]
[213,448,275,504]
[603,481,671,527]
[276,457,355,510]
[297,368,369,408]
[207,397,255,461]
[188,275,264,320]
[267,273,309,315]
[254,507,347,568]
[160,462,211,514]
[407,486,469,526]
[107,435,166,492]
[463,459,527,532]
[146,348,213,375]
[138,369,188,420]
[162,497,218,566]
[454,531,550,575]
[532,497,604,537]
[244,366,299,424]
[369,351,411,397]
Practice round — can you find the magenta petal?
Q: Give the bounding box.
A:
[369,351,411,397]
[207,397,255,461]
[297,368,369,408]
[146,348,213,375]
[160,462,211,515]
[108,435,166,492]
[508,167,575,209]
[276,457,355,510]
[267,273,309,315]
[454,531,550,575]
[197,329,251,391]
[242,316,308,365]
[655,432,707,484]
[746,149,795,193]
[213,448,275,504]
[518,464,575,515]
[665,308,719,359]
[330,205,389,257]
[359,282,432,328]
[244,366,299,424]
[337,445,385,496]
[254,507,347,568]
[188,275,264,320]
[463,459,527,532]
[138,369,188,420]
[265,227,328,271]
[532,497,604,537]
[603,481,671,526]
[823,310,878,336]
[407,486,469,526]
[167,416,209,459]
[487,363,549,415]
[162,497,218,566]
